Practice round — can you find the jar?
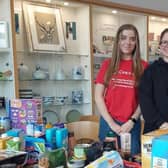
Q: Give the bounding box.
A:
[0,117,11,131]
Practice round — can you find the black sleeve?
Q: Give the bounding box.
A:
[139,67,164,130]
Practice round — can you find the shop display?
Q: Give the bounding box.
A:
[10,99,42,133]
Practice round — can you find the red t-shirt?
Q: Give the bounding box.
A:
[95,58,148,122]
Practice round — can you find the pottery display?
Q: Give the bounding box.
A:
[32,65,49,80]
[72,66,84,79]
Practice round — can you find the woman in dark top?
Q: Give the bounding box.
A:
[139,28,168,133]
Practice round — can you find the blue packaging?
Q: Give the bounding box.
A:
[54,122,64,128]
[6,128,24,137]
[56,128,68,149]
[151,134,168,168]
[45,127,57,148]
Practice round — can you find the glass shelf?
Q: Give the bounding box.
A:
[0,79,13,81]
[20,78,89,81]
[16,50,88,57]
[94,53,112,58]
[0,48,10,53]
[43,102,90,107]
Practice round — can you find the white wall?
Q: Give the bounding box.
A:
[103,0,168,13]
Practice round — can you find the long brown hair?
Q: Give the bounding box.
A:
[159,28,168,44]
[104,24,144,87]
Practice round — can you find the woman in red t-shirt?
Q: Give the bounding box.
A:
[95,24,148,155]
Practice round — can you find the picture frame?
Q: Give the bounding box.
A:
[102,35,115,46]
[23,2,65,52]
[0,21,9,49]
[15,9,25,52]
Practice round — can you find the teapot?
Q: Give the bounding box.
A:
[32,65,48,80]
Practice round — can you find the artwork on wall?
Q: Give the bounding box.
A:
[15,13,19,34]
[65,22,76,40]
[23,2,65,52]
[102,35,115,46]
[0,21,9,49]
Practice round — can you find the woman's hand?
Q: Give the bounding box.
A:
[120,120,134,133]
[110,122,122,135]
[160,122,168,129]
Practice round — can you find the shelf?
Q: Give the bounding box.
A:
[43,102,90,107]
[0,78,13,81]
[0,48,10,53]
[16,50,88,57]
[149,40,159,43]
[19,78,89,81]
[94,53,112,58]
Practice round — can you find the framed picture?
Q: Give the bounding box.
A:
[15,13,20,34]
[0,21,9,48]
[15,10,25,51]
[65,22,76,40]
[23,2,65,52]
[102,35,115,46]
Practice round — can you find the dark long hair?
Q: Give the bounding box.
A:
[104,24,144,87]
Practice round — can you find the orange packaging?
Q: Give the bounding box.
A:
[141,129,168,168]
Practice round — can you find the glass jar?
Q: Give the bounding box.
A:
[0,117,10,131]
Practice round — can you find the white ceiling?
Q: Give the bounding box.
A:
[103,0,168,13]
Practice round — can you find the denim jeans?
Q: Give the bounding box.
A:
[99,116,141,155]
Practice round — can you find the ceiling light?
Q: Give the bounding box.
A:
[45,0,51,3]
[162,18,166,22]
[64,2,69,6]
[151,16,156,20]
[112,10,117,14]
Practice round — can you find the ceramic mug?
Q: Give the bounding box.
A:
[72,66,84,79]
[55,96,68,105]
[72,90,83,104]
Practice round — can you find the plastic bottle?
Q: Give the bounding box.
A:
[120,133,131,160]
[56,128,68,149]
[26,121,34,136]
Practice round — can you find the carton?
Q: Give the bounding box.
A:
[152,134,168,168]
[141,129,168,168]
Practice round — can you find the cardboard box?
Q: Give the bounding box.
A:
[141,129,168,168]
[152,134,168,168]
